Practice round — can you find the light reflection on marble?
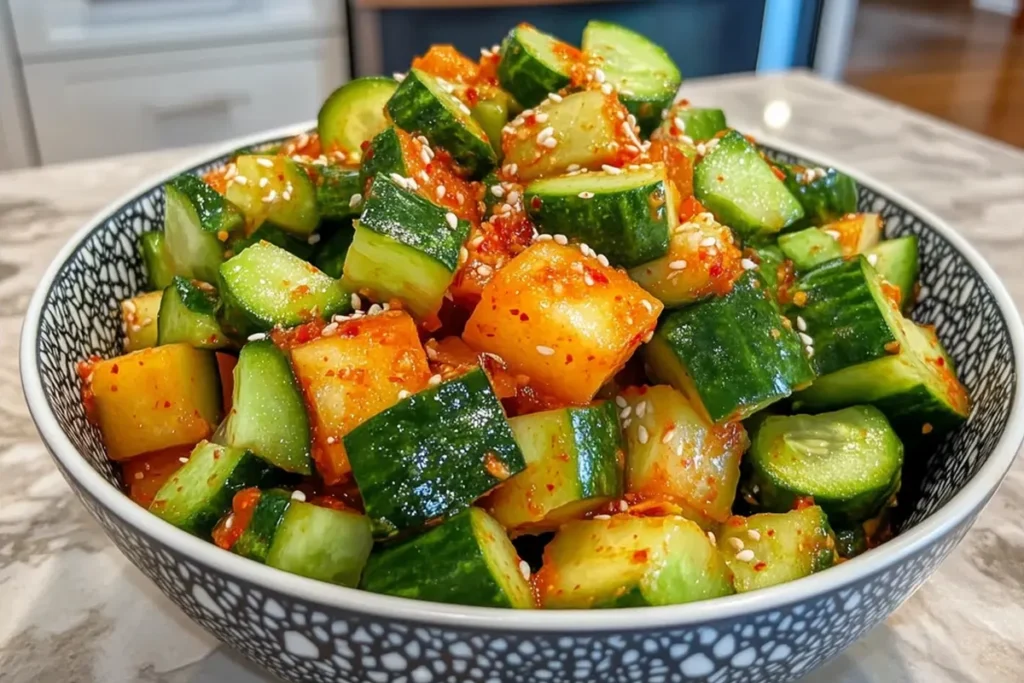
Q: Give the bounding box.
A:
[2,72,1023,682]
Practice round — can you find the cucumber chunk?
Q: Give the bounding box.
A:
[646,270,814,423]
[362,508,534,608]
[777,227,843,271]
[746,406,903,525]
[140,232,175,290]
[224,340,313,475]
[718,507,837,593]
[751,243,787,296]
[233,488,292,563]
[866,236,919,313]
[318,76,399,155]
[524,164,675,268]
[312,165,362,220]
[342,175,470,322]
[386,68,496,178]
[621,385,748,526]
[265,500,374,587]
[781,164,859,228]
[535,515,734,608]
[121,291,162,352]
[656,105,727,142]
[228,222,318,262]
[219,240,350,338]
[163,173,243,284]
[694,131,804,241]
[149,441,276,537]
[485,401,624,534]
[225,156,319,237]
[498,24,576,108]
[581,20,682,136]
[157,277,230,349]
[344,367,526,537]
[312,223,355,279]
[471,91,514,158]
[359,126,409,192]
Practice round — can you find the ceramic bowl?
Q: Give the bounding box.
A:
[20,124,1024,683]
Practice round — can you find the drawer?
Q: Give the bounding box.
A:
[24,38,348,165]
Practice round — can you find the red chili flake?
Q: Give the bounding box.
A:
[937,357,945,367]
[631,549,649,564]
[164,401,171,408]
[111,364,119,375]
[770,165,786,181]
[709,263,723,277]
[753,561,768,572]
[767,529,776,537]
[565,354,573,364]
[546,484,555,492]
[520,313,530,321]
[110,385,118,392]
[530,196,543,210]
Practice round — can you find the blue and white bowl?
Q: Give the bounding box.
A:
[20,124,1024,683]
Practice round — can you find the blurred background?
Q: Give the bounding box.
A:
[0,0,1019,171]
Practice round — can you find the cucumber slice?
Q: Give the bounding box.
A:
[751,243,787,296]
[233,488,292,563]
[581,20,682,136]
[149,441,276,537]
[471,92,513,158]
[342,175,470,322]
[265,500,374,587]
[781,164,859,228]
[718,506,837,593]
[777,228,843,271]
[219,240,350,338]
[386,68,497,178]
[163,174,243,284]
[312,165,362,220]
[694,131,804,242]
[657,105,727,142]
[343,367,526,537]
[485,401,624,534]
[140,232,175,290]
[224,340,313,475]
[359,127,409,192]
[621,385,747,525]
[362,508,534,608]
[157,277,230,349]
[312,223,354,279]
[121,291,162,352]
[90,344,222,461]
[535,515,734,608]
[318,76,399,155]
[821,213,884,256]
[504,89,625,182]
[228,222,317,262]
[866,236,919,313]
[647,270,814,423]
[225,156,319,237]
[498,24,576,108]
[746,406,903,525]
[524,164,675,268]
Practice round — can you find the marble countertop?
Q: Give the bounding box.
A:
[3,71,1024,683]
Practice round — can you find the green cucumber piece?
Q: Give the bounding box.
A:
[358,127,407,192]
[486,401,624,534]
[219,240,350,338]
[752,244,787,296]
[777,227,843,271]
[140,232,175,290]
[121,291,163,352]
[318,76,399,154]
[233,488,293,563]
[525,164,675,268]
[344,367,525,537]
[163,173,243,284]
[536,515,734,608]
[149,441,277,537]
[581,20,682,136]
[313,165,362,220]
[157,277,230,349]
[497,24,575,108]
[224,340,312,475]
[313,223,355,279]
[745,406,903,525]
[657,106,727,142]
[781,164,859,228]
[228,222,318,262]
[866,236,919,313]
[718,506,836,593]
[471,92,513,158]
[386,68,497,178]
[226,156,319,237]
[342,175,470,321]
[265,501,374,587]
[647,270,814,423]
[621,385,747,525]
[694,130,804,241]
[362,508,533,608]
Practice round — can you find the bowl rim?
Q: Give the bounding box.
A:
[20,121,1024,632]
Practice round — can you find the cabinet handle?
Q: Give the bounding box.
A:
[144,93,250,120]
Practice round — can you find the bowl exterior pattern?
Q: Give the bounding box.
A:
[31,141,1016,683]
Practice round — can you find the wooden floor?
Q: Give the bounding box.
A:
[845,0,1024,148]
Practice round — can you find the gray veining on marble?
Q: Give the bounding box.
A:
[2,72,1023,683]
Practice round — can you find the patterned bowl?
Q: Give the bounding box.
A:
[20,123,1024,683]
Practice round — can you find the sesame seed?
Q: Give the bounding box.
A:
[747,529,762,542]
[124,300,137,314]
[445,212,459,229]
[262,190,278,203]
[247,332,267,341]
[553,234,568,245]
[805,345,815,358]
[350,292,362,310]
[597,254,609,267]
[224,516,234,528]
[602,164,622,175]
[536,345,556,356]
[326,436,336,444]
[798,332,814,346]
[534,112,549,123]
[179,456,189,463]
[407,178,420,190]
[428,374,442,386]
[601,83,614,95]
[507,191,520,205]
[570,261,584,273]
[436,185,447,200]
[796,316,807,332]
[707,531,717,546]
[566,164,580,172]
[519,560,531,580]
[393,72,405,81]
[578,191,595,199]
[661,428,676,444]
[728,537,745,551]
[636,401,647,418]
[256,157,274,168]
[368,303,382,316]
[641,299,653,313]
[548,92,563,102]
[471,234,485,247]
[593,514,611,520]
[622,418,632,428]
[542,137,558,149]
[700,236,717,247]
[584,273,595,286]
[594,68,606,83]
[425,346,438,360]
[497,203,512,214]
[673,116,687,131]
[476,264,492,277]
[389,172,408,188]
[618,500,628,512]
[234,175,249,186]
[669,260,688,270]
[307,233,321,245]
[824,229,841,240]
[504,163,518,175]
[867,253,879,267]
[321,322,339,336]
[620,406,632,419]
[737,258,757,271]
[625,144,640,154]
[615,395,628,408]
[535,233,553,242]
[258,177,269,188]
[638,425,649,444]
[459,246,469,263]
[398,389,411,400]
[459,102,472,116]
[491,185,505,198]
[349,193,363,208]
[537,126,555,143]
[736,549,756,563]
[456,191,465,203]
[291,490,307,502]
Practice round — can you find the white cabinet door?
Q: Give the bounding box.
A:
[24,38,348,165]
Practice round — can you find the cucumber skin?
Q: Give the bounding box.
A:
[777,228,843,271]
[782,165,859,228]
[867,236,919,313]
[157,277,229,349]
[752,244,787,297]
[228,222,317,263]
[314,165,362,220]
[141,232,175,290]
[313,223,355,279]
[648,271,814,423]
[362,509,528,608]
[318,76,398,153]
[386,69,497,179]
[168,173,244,235]
[344,368,526,537]
[359,127,408,193]
[525,173,672,268]
[785,257,899,378]
[265,503,373,587]
[497,25,572,109]
[671,108,727,142]
[233,489,293,564]
[568,401,625,499]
